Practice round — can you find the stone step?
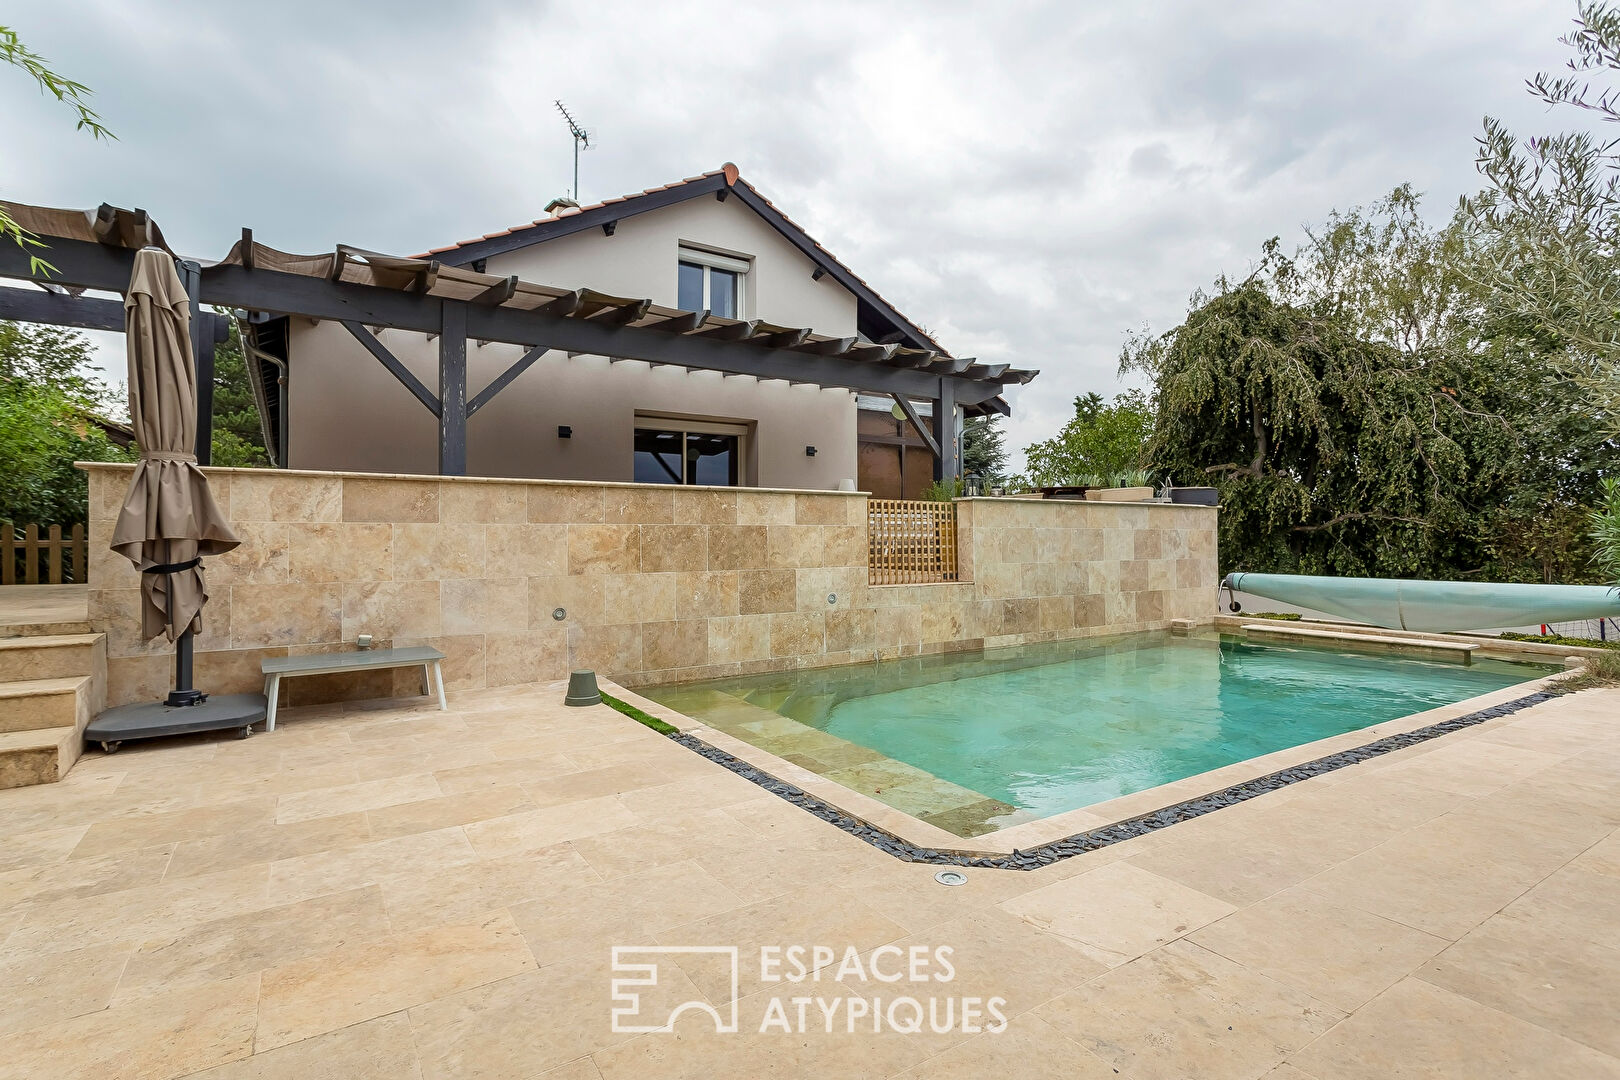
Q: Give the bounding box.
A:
[1241,623,1478,664]
[0,726,77,789]
[0,676,90,733]
[0,633,103,682]
[0,620,94,638]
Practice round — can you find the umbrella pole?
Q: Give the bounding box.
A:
[162,565,204,708]
[167,628,204,707]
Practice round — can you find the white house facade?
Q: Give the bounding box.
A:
[245,164,1008,494]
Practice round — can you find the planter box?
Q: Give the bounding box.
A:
[1169,487,1218,506]
[1084,486,1154,502]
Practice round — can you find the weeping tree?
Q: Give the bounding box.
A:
[1125,281,1512,577]
[1130,179,1615,582]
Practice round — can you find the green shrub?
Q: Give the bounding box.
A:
[1591,478,1620,586]
[1498,630,1620,652]
[1556,650,1620,692]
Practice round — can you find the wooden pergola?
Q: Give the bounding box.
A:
[0,201,1037,478]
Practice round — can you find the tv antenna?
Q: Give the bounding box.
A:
[555,100,591,201]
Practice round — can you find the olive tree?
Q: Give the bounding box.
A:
[1464,2,1620,433]
[2,24,113,275]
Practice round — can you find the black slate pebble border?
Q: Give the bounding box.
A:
[662,690,1556,871]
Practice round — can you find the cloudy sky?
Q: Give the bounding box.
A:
[3,1,1594,457]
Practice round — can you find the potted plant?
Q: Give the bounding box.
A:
[1040,472,1100,500]
[1085,469,1154,502]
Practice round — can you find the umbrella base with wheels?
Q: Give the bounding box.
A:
[86,693,268,753]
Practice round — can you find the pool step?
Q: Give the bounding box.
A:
[1241,623,1477,664]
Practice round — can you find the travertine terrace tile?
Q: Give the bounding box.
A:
[1289,977,1620,1079]
[255,909,535,1050]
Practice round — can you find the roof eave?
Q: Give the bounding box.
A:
[423,173,731,266]
[424,169,947,357]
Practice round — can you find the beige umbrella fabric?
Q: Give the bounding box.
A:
[110,248,239,642]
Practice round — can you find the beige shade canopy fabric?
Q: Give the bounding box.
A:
[109,248,239,642]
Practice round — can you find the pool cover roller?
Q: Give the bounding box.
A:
[1223,573,1620,633]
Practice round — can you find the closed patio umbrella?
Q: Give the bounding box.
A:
[86,248,266,751]
[110,248,238,644]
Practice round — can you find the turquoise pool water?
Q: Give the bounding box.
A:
[645,633,1551,834]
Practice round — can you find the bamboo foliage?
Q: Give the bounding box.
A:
[1,522,88,584]
[867,500,958,585]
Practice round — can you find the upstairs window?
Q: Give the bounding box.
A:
[677,246,749,319]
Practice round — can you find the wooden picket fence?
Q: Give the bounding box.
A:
[2,523,89,585]
[867,499,958,585]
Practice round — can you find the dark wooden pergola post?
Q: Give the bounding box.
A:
[933,377,959,483]
[438,300,468,475]
[175,260,215,465]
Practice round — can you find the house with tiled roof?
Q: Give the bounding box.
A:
[249,164,1003,495]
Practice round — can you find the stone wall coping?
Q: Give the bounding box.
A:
[75,462,1219,509]
[953,496,1217,510]
[75,461,869,498]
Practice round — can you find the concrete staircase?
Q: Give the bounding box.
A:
[0,626,105,789]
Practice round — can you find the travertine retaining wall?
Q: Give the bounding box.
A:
[83,466,1217,708]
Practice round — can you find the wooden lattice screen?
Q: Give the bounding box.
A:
[2,523,89,585]
[867,500,958,585]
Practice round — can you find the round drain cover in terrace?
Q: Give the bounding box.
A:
[934,870,968,887]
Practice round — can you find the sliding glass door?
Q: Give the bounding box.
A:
[633,419,744,486]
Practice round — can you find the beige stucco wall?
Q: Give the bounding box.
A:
[287,323,858,487]
[484,195,860,332]
[284,195,863,488]
[84,465,1218,709]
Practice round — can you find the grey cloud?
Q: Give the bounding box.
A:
[1,0,1598,454]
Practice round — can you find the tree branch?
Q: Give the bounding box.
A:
[1291,512,1432,533]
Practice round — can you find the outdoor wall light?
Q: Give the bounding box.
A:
[557,426,572,439]
[805,445,817,457]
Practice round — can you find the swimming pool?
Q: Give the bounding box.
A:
[643,632,1552,837]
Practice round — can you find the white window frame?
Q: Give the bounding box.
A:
[677,244,750,318]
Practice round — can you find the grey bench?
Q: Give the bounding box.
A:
[260,646,447,731]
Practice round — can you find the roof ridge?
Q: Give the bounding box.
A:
[414,162,946,355]
[419,166,733,257]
